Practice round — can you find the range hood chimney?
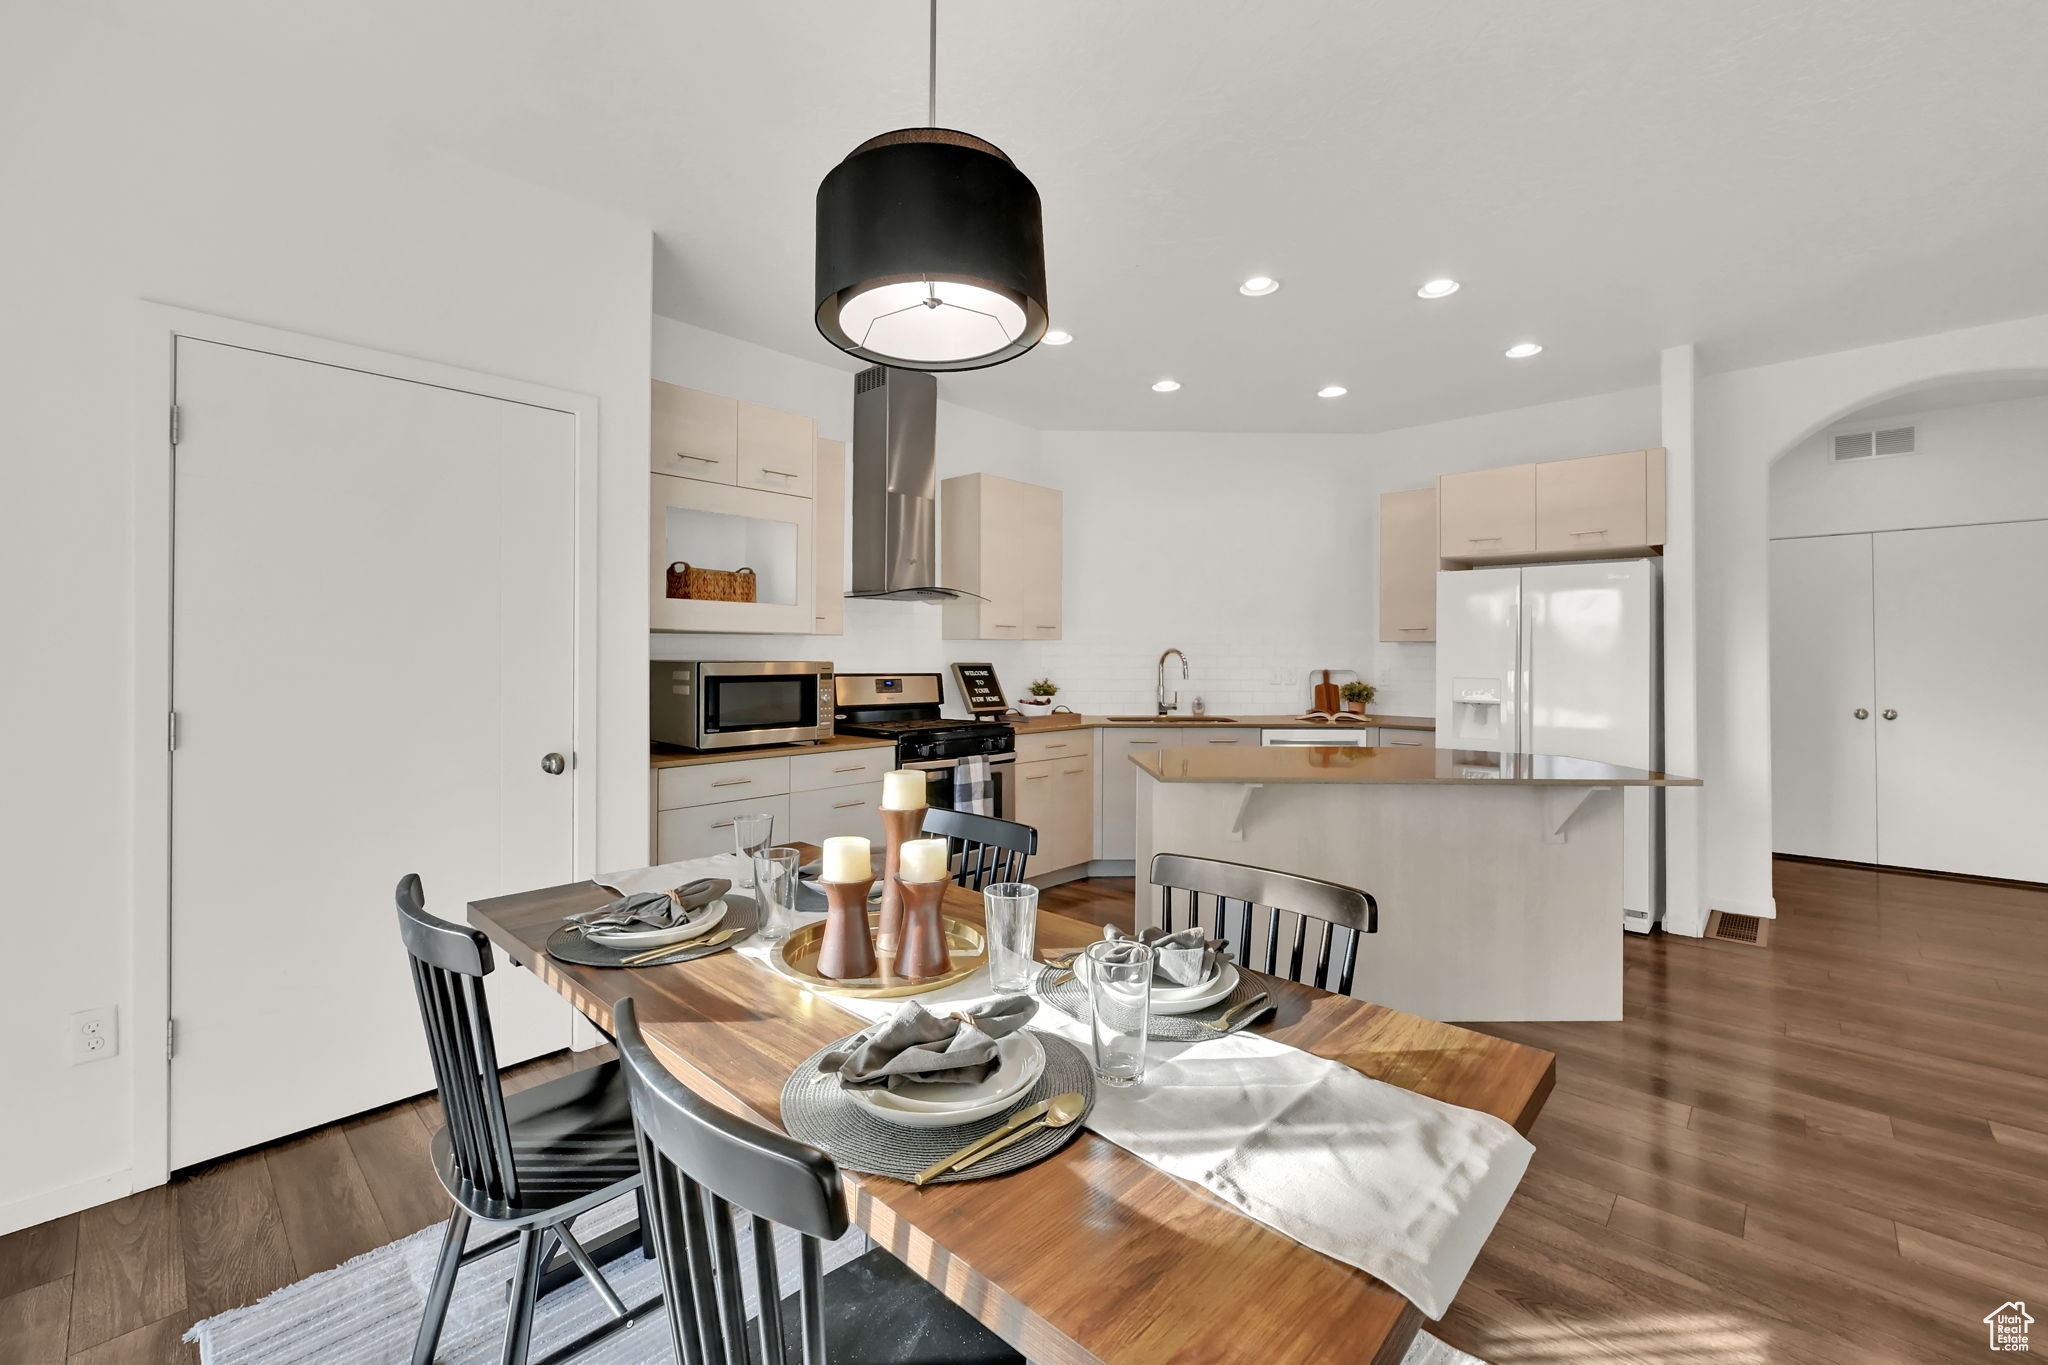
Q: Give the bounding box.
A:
[846,365,964,601]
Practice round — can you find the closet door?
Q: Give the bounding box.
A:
[1770,535,1877,862]
[1873,520,2048,881]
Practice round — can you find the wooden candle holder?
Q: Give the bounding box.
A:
[816,877,879,979]
[892,877,952,979]
[875,805,925,952]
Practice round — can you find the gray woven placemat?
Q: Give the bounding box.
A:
[1033,961,1270,1041]
[779,1031,1093,1185]
[545,892,759,968]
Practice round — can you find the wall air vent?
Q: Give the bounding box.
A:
[1832,425,1916,462]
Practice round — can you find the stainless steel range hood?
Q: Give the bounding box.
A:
[846,365,968,601]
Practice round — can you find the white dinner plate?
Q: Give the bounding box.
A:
[1149,961,1239,1015]
[849,1034,1046,1128]
[585,898,728,949]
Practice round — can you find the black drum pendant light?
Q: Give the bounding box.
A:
[814,1,1048,371]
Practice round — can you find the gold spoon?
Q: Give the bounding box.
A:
[945,1092,1087,1177]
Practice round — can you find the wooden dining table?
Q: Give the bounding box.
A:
[469,852,1556,1365]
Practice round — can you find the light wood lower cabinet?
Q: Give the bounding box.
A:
[1015,752,1094,874]
[655,794,791,862]
[1097,729,1175,861]
[1378,728,1432,748]
[789,781,885,848]
[1379,487,1438,642]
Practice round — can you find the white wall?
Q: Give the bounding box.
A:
[1024,387,1662,716]
[1694,313,2048,923]
[1773,393,2048,538]
[0,9,651,1230]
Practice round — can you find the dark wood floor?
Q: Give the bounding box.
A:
[3,860,2041,1363]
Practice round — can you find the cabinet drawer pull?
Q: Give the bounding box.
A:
[1034,625,1057,631]
[1129,740,1160,745]
[1400,626,1429,632]
[993,623,1018,629]
[832,764,866,773]
[710,777,753,787]
[1025,773,1050,782]
[1063,767,1086,775]
[1468,536,1502,543]
[710,819,734,829]
[831,798,864,809]
[1043,743,1069,750]
[760,468,798,479]
[678,453,720,464]
[1569,529,1607,537]
[1206,739,1239,745]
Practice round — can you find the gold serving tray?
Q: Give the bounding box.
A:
[776,913,987,998]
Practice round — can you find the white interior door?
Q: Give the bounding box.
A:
[1769,534,1877,862]
[1872,520,2048,881]
[169,338,578,1169]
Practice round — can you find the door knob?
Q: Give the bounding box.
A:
[541,752,568,775]
[1881,709,1898,721]
[1852,708,1869,719]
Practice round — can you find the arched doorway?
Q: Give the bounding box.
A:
[1765,368,2048,884]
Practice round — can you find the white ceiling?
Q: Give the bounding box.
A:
[110,0,2048,435]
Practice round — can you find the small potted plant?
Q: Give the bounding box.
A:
[1339,680,1377,715]
[1022,679,1059,709]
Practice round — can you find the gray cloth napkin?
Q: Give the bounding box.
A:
[569,878,730,932]
[1101,924,1224,987]
[818,997,1037,1091]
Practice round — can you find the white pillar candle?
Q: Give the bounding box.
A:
[821,835,872,882]
[881,769,928,810]
[898,837,950,883]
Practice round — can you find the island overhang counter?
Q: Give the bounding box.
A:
[1131,745,1701,1022]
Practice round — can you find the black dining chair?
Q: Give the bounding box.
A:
[612,997,1024,1365]
[396,875,658,1365]
[920,807,1037,891]
[1149,853,1378,995]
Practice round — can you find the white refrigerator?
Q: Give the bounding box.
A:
[1434,559,1664,931]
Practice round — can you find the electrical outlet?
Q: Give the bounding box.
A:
[71,1006,118,1065]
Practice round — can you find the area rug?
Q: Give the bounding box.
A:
[187,1193,1486,1364]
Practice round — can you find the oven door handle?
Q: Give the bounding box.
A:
[903,755,1018,771]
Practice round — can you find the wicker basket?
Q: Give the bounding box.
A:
[665,562,757,603]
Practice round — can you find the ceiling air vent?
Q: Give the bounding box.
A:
[1832,425,1917,462]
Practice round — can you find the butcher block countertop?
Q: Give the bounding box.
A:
[1009,712,1436,733]
[649,734,895,770]
[1131,745,1702,786]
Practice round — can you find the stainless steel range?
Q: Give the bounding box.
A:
[834,673,1017,819]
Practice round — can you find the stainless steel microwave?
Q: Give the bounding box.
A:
[650,661,835,750]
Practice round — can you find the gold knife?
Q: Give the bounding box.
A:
[911,1098,1053,1187]
[620,926,742,967]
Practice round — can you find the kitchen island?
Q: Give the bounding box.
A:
[1133,745,1701,1021]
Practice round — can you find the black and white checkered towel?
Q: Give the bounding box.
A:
[952,754,995,815]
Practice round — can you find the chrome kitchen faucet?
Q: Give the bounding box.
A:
[1157,648,1190,715]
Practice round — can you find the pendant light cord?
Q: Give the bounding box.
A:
[927,0,937,126]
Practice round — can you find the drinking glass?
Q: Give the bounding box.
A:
[751,846,801,944]
[982,882,1040,993]
[1084,939,1152,1088]
[731,812,775,882]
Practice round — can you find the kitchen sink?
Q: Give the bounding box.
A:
[1104,715,1242,723]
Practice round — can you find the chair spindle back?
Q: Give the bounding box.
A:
[1150,853,1378,996]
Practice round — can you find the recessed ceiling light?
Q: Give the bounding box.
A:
[1042,329,1073,345]
[1317,385,1348,398]
[1504,343,1544,359]
[1152,379,1182,392]
[1238,276,1280,296]
[1417,278,1461,299]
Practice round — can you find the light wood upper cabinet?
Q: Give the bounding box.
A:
[941,473,1063,641]
[1534,448,1666,556]
[651,381,738,484]
[812,438,845,635]
[1437,463,1536,560]
[1379,487,1438,642]
[736,402,816,498]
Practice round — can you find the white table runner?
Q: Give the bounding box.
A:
[594,856,1533,1319]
